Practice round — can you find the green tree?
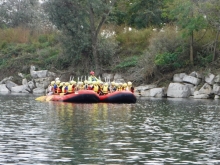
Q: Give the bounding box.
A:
[165,0,207,65]
[44,0,116,73]
[110,0,164,29]
[200,0,220,61]
[0,0,40,28]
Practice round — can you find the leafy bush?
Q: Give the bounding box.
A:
[116,27,152,56]
[38,35,48,43]
[97,36,118,69]
[0,41,7,49]
[195,52,213,67]
[114,56,138,70]
[155,52,183,68]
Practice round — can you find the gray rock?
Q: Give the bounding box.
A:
[205,73,215,85]
[198,83,212,95]
[0,84,10,92]
[167,83,191,98]
[183,76,201,85]
[173,73,187,82]
[33,88,46,94]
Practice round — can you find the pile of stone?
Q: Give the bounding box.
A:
[0,65,56,94]
[135,71,220,99]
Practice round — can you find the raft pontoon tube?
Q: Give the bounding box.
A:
[36,90,136,103]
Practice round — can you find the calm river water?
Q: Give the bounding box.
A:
[0,93,220,165]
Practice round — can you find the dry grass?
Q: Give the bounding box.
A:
[0,27,32,43]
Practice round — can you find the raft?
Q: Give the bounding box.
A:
[36,90,100,103]
[35,90,136,103]
[99,91,136,103]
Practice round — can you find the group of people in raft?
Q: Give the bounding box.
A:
[47,71,134,96]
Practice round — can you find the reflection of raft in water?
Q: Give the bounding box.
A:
[35,90,136,103]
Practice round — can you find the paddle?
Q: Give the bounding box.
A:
[45,95,54,101]
[60,92,68,96]
[35,96,47,101]
[35,95,54,102]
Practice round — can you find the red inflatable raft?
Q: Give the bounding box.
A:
[36,90,100,103]
[99,91,136,103]
[36,90,136,103]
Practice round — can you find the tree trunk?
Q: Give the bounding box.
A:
[88,4,99,73]
[213,29,220,61]
[88,0,117,74]
[92,37,99,73]
[190,31,194,65]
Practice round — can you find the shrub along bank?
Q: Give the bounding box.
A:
[0,26,219,86]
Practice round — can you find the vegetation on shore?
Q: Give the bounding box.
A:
[0,0,220,86]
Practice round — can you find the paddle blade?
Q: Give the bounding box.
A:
[60,93,65,96]
[46,95,54,101]
[35,96,46,101]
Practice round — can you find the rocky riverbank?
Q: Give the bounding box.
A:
[0,66,220,100]
[135,71,220,99]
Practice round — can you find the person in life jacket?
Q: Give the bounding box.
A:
[97,81,104,94]
[53,80,61,94]
[84,80,88,90]
[87,81,93,90]
[68,80,76,93]
[117,83,123,91]
[92,81,100,93]
[57,82,64,93]
[110,81,117,92]
[88,71,99,82]
[62,82,69,94]
[100,82,110,95]
[122,83,128,91]
[77,81,84,91]
[127,81,134,93]
[47,81,55,95]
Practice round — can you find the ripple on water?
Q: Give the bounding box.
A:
[1,95,220,164]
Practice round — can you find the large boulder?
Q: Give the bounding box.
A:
[167,83,191,98]
[213,84,220,95]
[33,88,46,94]
[189,71,203,79]
[34,77,53,89]
[193,93,209,99]
[184,83,196,96]
[183,75,201,85]
[198,83,212,95]
[135,85,157,92]
[173,73,187,82]
[205,73,215,85]
[193,91,210,99]
[30,65,56,79]
[0,84,10,92]
[136,87,166,97]
[150,88,166,97]
[11,85,30,93]
[0,76,13,84]
[5,81,18,91]
[214,75,220,84]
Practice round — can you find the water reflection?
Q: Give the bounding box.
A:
[1,94,220,164]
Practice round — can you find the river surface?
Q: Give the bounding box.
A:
[0,93,220,164]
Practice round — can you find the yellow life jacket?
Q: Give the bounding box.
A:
[62,86,67,93]
[102,86,109,94]
[118,87,122,91]
[79,85,84,90]
[68,84,73,92]
[93,85,99,92]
